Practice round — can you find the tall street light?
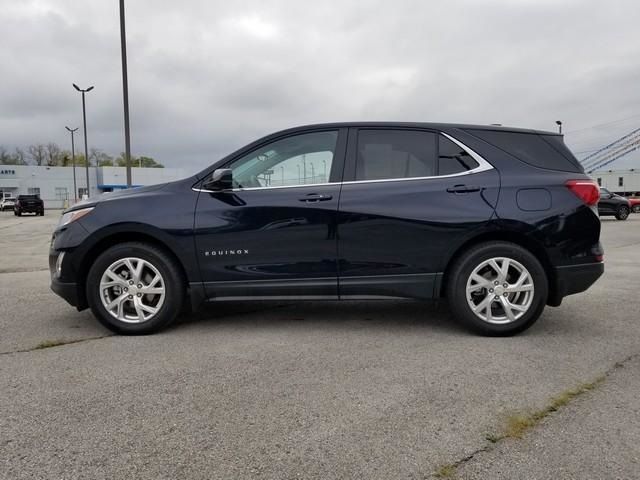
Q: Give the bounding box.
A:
[65,126,79,202]
[73,83,94,197]
[120,0,132,187]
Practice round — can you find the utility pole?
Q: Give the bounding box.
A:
[120,0,132,187]
[73,84,94,197]
[65,126,79,202]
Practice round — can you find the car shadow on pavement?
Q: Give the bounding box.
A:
[174,300,470,336]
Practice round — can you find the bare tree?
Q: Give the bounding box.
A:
[0,146,27,165]
[12,148,26,165]
[28,144,47,166]
[45,142,62,166]
[0,146,10,164]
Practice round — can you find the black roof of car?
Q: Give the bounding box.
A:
[271,122,561,137]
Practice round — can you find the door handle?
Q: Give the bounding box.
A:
[446,184,481,194]
[299,193,333,202]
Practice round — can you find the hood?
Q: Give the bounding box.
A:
[64,183,168,213]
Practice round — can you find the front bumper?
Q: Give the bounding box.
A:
[550,262,604,305]
[50,276,79,307]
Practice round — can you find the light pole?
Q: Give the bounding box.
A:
[302,154,306,184]
[120,0,132,187]
[65,126,79,202]
[556,120,562,134]
[73,84,94,197]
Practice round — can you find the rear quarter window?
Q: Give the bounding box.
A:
[466,129,583,173]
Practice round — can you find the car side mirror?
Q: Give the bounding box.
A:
[203,168,233,191]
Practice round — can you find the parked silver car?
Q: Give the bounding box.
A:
[0,197,16,211]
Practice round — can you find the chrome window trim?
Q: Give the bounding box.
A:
[192,132,493,193]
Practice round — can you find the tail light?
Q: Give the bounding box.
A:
[565,180,599,206]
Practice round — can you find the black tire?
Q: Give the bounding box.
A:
[16,210,21,217]
[615,206,630,220]
[86,242,185,335]
[445,241,548,336]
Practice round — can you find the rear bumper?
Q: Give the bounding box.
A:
[50,276,79,308]
[549,262,604,305]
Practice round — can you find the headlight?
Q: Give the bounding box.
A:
[55,251,65,277]
[59,207,94,227]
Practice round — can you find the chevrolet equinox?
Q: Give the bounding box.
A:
[50,123,604,336]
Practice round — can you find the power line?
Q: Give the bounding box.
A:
[565,113,640,135]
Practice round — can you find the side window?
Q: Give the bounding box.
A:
[356,130,437,181]
[438,135,479,175]
[228,131,338,189]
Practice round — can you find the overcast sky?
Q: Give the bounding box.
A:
[1,0,639,173]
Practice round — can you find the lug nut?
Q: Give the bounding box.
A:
[128,295,133,299]
[503,283,508,288]
[503,293,508,297]
[489,288,494,293]
[494,295,499,300]
[124,287,128,292]
[129,280,134,285]
[137,293,142,297]
[494,281,499,285]
[137,284,142,288]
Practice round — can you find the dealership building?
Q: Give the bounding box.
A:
[0,165,189,209]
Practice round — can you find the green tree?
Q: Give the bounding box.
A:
[90,148,114,167]
[115,153,163,168]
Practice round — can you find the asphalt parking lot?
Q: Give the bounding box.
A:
[1,210,639,479]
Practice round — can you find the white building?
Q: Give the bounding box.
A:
[0,165,189,209]
[591,169,640,196]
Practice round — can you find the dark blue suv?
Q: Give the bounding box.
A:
[50,123,604,336]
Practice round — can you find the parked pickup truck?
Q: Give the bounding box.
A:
[14,195,44,216]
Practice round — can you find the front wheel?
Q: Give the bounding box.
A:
[86,242,185,334]
[446,241,548,336]
[615,206,630,220]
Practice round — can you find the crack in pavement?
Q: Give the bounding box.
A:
[0,268,49,274]
[431,352,640,478]
[0,334,114,356]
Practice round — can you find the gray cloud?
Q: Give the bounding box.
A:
[1,0,639,172]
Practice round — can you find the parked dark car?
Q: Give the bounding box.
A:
[50,122,604,336]
[597,188,631,220]
[15,194,44,216]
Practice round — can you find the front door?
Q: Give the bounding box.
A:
[194,129,347,300]
[337,127,500,299]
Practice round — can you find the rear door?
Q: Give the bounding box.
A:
[336,127,500,299]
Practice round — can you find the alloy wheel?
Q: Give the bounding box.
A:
[99,257,166,323]
[466,257,534,324]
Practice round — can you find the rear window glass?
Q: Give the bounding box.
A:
[466,129,583,172]
[438,135,479,175]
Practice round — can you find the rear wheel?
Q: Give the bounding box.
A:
[632,204,640,213]
[446,241,548,336]
[615,205,629,220]
[86,242,185,334]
